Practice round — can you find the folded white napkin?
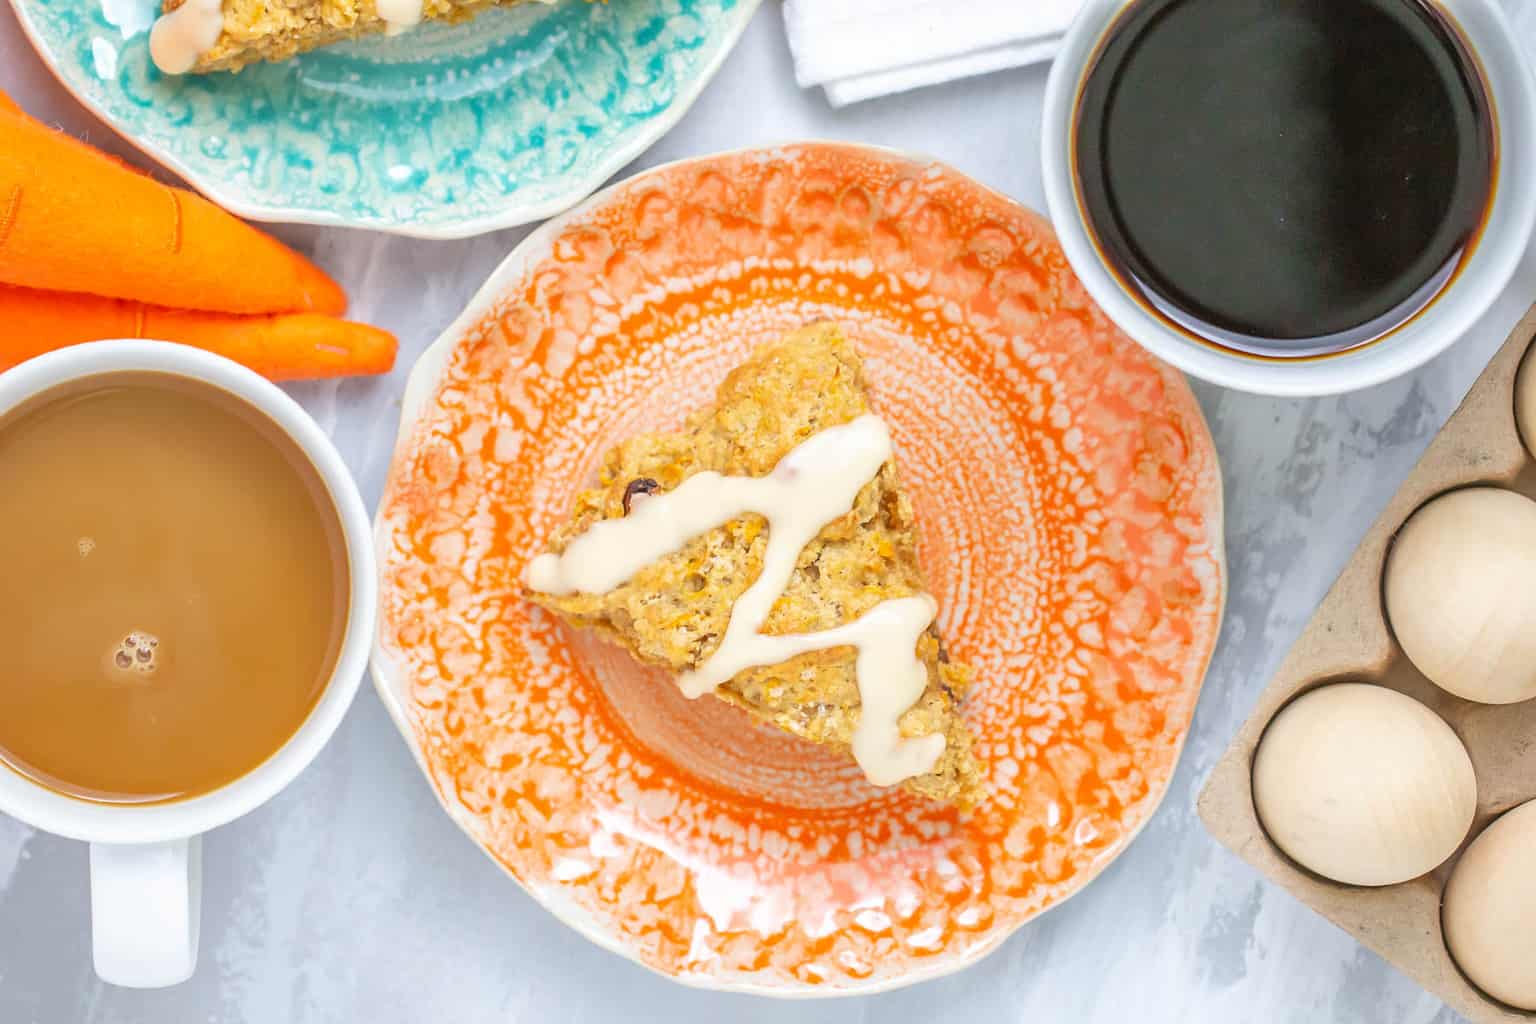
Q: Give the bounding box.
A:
[783,0,1085,107]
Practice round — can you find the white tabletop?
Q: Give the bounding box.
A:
[1,6,1529,1022]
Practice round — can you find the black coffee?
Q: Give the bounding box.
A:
[1074,0,1494,356]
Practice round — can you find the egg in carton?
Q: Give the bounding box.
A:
[1200,307,1536,1023]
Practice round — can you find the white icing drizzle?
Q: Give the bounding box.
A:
[527,414,948,786]
[695,593,945,787]
[376,0,425,36]
[148,0,225,75]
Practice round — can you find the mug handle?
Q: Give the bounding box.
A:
[89,837,202,987]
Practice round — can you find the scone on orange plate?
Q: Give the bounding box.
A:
[524,322,985,809]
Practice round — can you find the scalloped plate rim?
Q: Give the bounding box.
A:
[5,0,763,239]
[369,140,1230,995]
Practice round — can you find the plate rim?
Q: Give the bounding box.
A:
[369,139,1230,995]
[5,0,763,239]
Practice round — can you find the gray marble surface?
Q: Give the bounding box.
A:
[3,6,1534,1022]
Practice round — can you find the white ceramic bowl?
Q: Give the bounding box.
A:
[1042,0,1536,397]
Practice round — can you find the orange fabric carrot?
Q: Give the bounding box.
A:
[0,94,346,317]
[0,282,395,380]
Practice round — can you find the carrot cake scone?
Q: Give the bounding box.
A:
[524,322,985,808]
[150,0,554,74]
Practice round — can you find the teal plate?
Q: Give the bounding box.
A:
[8,0,759,237]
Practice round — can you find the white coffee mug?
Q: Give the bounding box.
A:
[1042,0,1536,397]
[0,341,377,988]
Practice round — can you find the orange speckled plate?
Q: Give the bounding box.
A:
[373,143,1226,995]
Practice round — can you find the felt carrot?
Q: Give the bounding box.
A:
[0,94,346,317]
[0,283,396,381]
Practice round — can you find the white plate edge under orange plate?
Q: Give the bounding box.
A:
[368,140,1230,996]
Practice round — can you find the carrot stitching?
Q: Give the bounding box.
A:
[164,186,184,255]
[0,186,22,253]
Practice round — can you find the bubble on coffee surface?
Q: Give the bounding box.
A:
[107,630,161,676]
[77,536,95,558]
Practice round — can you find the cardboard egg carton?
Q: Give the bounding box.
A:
[1198,307,1536,1024]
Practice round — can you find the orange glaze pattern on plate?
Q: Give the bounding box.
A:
[375,143,1225,993]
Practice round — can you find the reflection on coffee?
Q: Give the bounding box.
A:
[1074,0,1495,357]
[0,373,349,803]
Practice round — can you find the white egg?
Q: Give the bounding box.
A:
[1516,345,1536,462]
[1385,487,1536,705]
[1252,683,1476,887]
[1443,799,1536,1011]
